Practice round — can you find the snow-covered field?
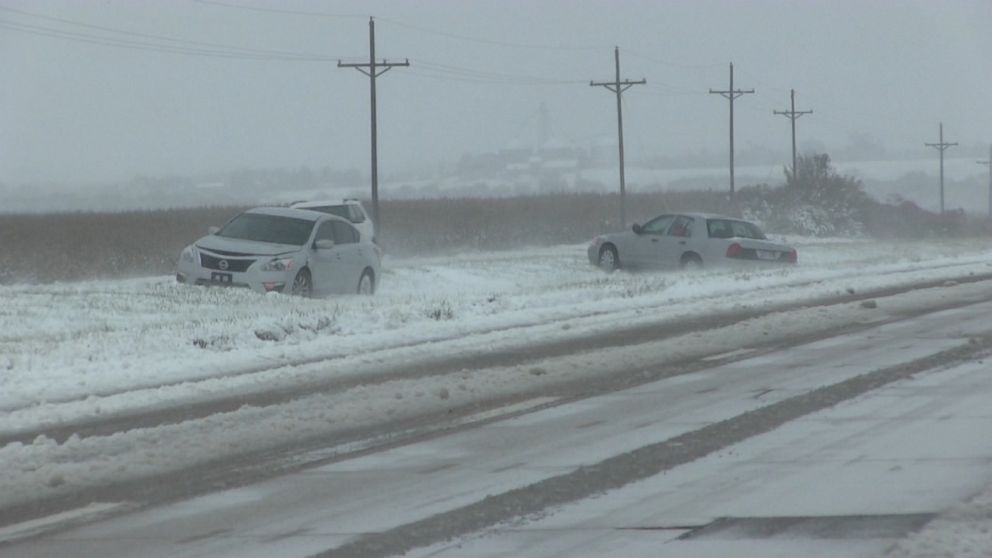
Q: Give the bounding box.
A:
[4,236,992,416]
[3,236,992,553]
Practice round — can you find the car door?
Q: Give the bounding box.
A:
[628,214,675,268]
[330,220,364,291]
[659,215,696,266]
[308,220,352,295]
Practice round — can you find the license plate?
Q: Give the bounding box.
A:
[210,272,233,284]
[756,250,777,261]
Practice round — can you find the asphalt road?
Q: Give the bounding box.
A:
[4,279,992,557]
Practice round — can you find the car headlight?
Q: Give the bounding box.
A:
[261,257,295,272]
[181,245,198,264]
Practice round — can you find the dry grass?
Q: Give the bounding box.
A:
[0,207,242,283]
[0,191,733,283]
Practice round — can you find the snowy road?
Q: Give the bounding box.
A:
[3,271,992,557]
[2,238,992,556]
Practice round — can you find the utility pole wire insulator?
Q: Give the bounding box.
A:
[338,16,410,239]
[925,122,958,214]
[773,88,813,178]
[589,46,645,228]
[708,63,754,201]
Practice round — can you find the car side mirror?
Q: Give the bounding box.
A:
[208,226,219,235]
[314,239,335,250]
[631,223,642,235]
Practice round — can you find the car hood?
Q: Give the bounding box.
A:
[597,231,635,242]
[195,235,302,257]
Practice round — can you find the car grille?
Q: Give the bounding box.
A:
[200,253,255,272]
[200,248,253,257]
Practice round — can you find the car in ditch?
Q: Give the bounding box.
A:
[176,206,381,296]
[588,213,797,272]
[289,199,375,243]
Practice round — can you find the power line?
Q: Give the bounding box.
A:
[338,17,410,237]
[590,46,646,227]
[642,82,707,97]
[733,67,793,95]
[709,62,754,200]
[925,122,958,214]
[622,49,726,71]
[0,4,332,59]
[0,16,337,61]
[773,89,813,176]
[192,0,367,20]
[402,69,582,87]
[194,0,607,52]
[0,5,590,82]
[401,69,570,86]
[409,59,584,85]
[377,17,607,52]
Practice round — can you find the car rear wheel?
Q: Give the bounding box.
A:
[598,244,619,273]
[291,268,313,297]
[357,269,375,295]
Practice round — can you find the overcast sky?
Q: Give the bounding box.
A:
[1,0,989,184]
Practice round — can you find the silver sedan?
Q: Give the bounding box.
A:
[176,207,382,296]
[588,213,797,272]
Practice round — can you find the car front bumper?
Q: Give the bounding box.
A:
[176,260,291,294]
[587,241,603,265]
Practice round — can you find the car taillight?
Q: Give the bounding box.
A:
[786,249,798,264]
[726,243,743,258]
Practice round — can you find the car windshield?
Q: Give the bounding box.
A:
[707,219,767,240]
[216,213,314,245]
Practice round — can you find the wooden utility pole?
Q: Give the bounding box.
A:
[925,122,958,214]
[978,145,992,218]
[338,17,409,233]
[773,89,813,177]
[709,63,754,200]
[590,47,645,228]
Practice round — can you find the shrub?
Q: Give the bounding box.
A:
[738,154,872,236]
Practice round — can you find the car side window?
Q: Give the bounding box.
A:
[331,220,358,244]
[707,219,733,239]
[667,216,693,237]
[348,205,366,223]
[314,221,335,242]
[641,215,674,235]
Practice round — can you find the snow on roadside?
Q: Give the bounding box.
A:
[890,487,992,557]
[2,238,991,419]
[2,278,990,511]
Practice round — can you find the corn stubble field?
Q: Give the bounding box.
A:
[0,188,987,284]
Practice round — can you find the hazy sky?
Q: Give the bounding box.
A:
[1,0,990,183]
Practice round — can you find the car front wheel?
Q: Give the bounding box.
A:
[357,269,375,295]
[598,244,619,272]
[291,268,313,297]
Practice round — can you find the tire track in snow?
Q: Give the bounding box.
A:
[2,270,991,448]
